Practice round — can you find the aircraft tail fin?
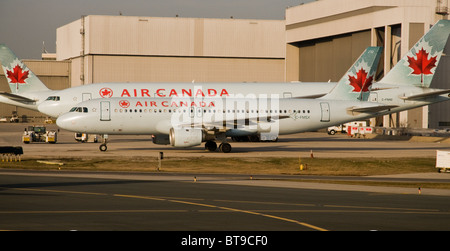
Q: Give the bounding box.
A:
[321,46,383,101]
[0,44,50,94]
[379,19,450,87]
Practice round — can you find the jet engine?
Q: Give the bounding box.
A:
[169,128,204,147]
[152,134,170,145]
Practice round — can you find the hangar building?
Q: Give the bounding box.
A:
[285,0,450,129]
[56,16,286,86]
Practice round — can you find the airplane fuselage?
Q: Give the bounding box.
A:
[56,97,384,137]
[37,82,335,117]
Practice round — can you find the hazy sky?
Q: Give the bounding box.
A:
[0,0,313,59]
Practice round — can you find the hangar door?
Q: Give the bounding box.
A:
[295,30,371,82]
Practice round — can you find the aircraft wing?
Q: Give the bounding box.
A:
[292,93,327,99]
[399,89,450,100]
[0,92,36,104]
[177,115,290,130]
[347,105,398,114]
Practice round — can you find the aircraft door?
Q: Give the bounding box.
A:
[283,92,292,98]
[320,102,330,122]
[100,101,111,121]
[369,92,378,102]
[82,93,92,101]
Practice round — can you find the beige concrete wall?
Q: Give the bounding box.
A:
[56,19,83,61]
[58,15,286,86]
[57,16,285,60]
[71,55,284,84]
[57,16,286,86]
[286,0,439,44]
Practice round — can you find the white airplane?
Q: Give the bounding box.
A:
[56,19,450,152]
[364,20,450,116]
[56,46,386,152]
[0,45,345,118]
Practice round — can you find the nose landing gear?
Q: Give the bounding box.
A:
[99,134,108,151]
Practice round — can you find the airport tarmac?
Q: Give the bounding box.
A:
[1,170,450,232]
[1,123,449,159]
[1,123,450,232]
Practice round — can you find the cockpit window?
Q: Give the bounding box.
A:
[69,107,88,113]
[46,96,60,101]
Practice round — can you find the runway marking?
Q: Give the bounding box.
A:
[5,187,107,196]
[0,209,188,214]
[114,194,328,231]
[214,199,316,207]
[324,204,440,212]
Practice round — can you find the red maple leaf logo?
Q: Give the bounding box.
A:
[348,67,373,93]
[119,100,130,108]
[407,48,437,76]
[6,65,29,84]
[99,88,113,98]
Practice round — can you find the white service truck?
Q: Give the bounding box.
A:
[327,121,368,135]
[436,150,450,173]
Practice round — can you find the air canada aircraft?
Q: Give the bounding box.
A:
[56,19,450,152]
[56,46,385,152]
[0,46,344,118]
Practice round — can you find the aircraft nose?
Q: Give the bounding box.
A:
[38,101,63,118]
[56,113,78,131]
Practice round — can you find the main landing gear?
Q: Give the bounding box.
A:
[205,140,232,153]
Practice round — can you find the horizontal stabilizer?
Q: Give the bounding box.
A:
[348,105,398,114]
[399,89,450,100]
[0,92,35,104]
